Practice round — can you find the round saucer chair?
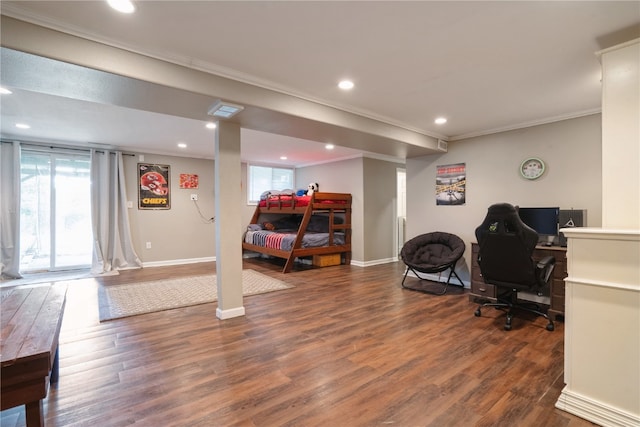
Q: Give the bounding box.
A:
[400,231,466,295]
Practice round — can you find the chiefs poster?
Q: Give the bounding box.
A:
[138,163,170,209]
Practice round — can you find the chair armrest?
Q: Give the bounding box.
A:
[536,255,555,269]
[536,255,556,285]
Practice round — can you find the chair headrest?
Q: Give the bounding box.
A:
[475,203,538,253]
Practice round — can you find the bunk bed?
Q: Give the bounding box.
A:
[243,192,352,273]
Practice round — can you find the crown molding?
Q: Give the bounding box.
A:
[449,109,601,142]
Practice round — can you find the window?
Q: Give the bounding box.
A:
[247,165,294,204]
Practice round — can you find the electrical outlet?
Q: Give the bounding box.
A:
[190,194,198,201]
[146,242,151,249]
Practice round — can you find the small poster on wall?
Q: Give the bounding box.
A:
[179,173,199,189]
[138,163,170,209]
[436,163,466,205]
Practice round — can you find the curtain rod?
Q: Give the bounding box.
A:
[1,140,135,156]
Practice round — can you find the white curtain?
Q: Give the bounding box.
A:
[91,150,142,274]
[0,141,22,279]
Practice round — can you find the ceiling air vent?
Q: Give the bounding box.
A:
[208,100,244,119]
[437,139,448,152]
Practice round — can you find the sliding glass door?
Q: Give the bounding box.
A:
[20,150,92,273]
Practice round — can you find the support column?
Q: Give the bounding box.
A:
[214,121,245,319]
[556,39,640,426]
[600,39,640,229]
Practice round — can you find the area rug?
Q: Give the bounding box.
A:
[98,269,293,321]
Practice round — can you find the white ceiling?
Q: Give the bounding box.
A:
[1,1,639,165]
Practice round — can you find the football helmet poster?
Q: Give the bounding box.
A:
[138,163,170,209]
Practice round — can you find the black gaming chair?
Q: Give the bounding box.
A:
[474,203,555,331]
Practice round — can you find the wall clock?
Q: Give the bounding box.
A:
[520,157,546,180]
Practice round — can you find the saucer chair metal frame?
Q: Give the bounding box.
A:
[400,232,466,295]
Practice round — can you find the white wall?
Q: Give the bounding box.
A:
[363,157,402,263]
[406,114,602,282]
[124,154,216,265]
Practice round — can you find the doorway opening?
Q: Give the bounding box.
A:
[397,168,406,256]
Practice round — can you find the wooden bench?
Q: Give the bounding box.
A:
[1,284,67,427]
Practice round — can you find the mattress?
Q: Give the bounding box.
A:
[244,230,345,251]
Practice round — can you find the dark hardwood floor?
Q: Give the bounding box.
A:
[1,259,596,427]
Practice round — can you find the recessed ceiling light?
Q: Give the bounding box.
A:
[15,123,30,129]
[107,0,135,13]
[325,144,335,150]
[338,80,354,90]
[205,122,217,129]
[280,156,287,160]
[0,87,12,95]
[435,117,447,125]
[177,142,187,148]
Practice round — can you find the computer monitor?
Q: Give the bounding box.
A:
[517,207,560,244]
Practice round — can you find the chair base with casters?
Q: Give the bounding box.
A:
[401,263,465,295]
[474,288,555,331]
[400,232,466,296]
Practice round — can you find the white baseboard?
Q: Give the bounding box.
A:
[142,257,215,268]
[556,387,640,427]
[216,306,245,320]
[350,257,398,268]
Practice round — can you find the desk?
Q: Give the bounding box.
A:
[1,284,67,427]
[470,243,567,319]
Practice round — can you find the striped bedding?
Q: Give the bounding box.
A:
[245,230,345,251]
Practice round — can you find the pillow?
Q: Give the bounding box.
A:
[260,190,271,201]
